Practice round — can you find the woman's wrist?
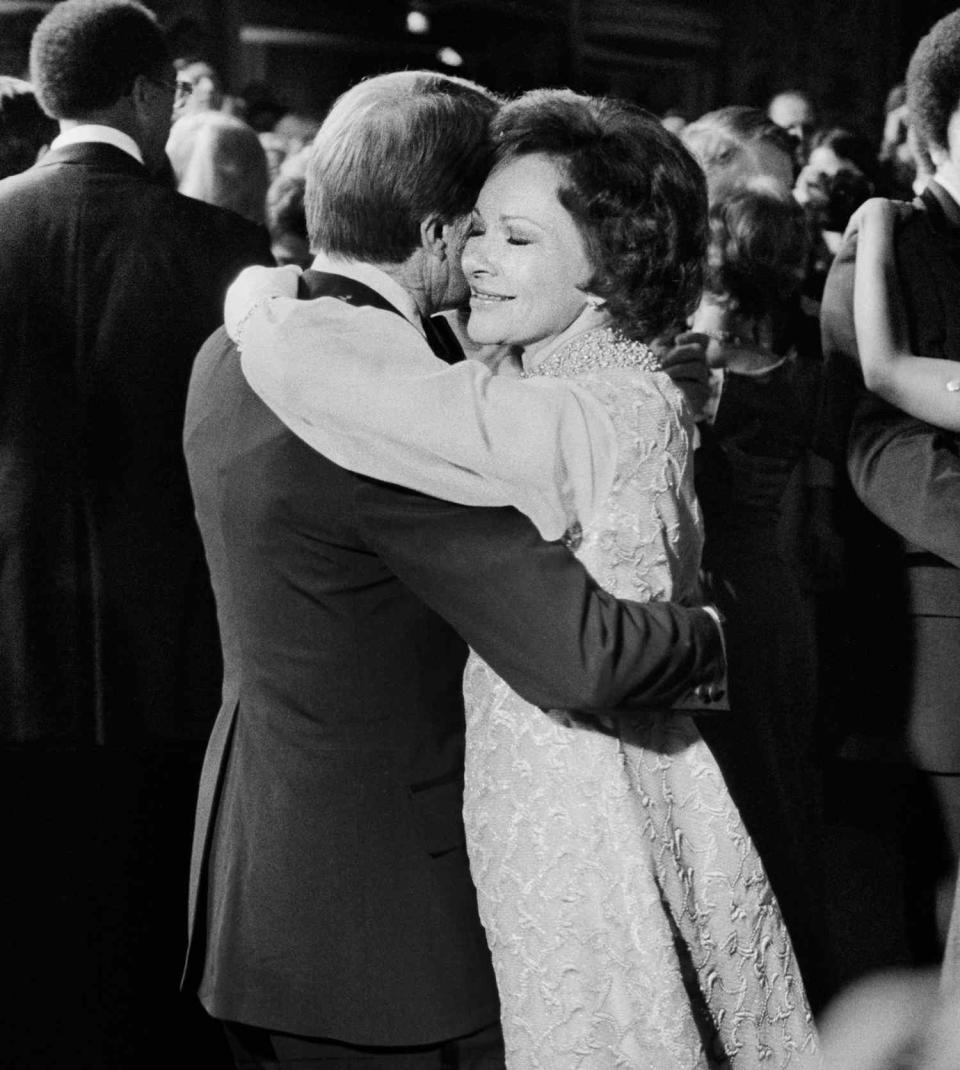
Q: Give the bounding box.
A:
[224,263,302,344]
[234,292,284,350]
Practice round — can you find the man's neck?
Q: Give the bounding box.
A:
[310,252,428,328]
[59,105,139,144]
[378,258,435,319]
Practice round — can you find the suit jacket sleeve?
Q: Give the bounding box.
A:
[821,225,960,567]
[355,479,724,713]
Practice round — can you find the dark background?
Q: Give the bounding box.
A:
[2,0,959,137]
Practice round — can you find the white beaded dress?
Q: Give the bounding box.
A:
[461,326,819,1069]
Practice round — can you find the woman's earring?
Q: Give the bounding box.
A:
[585,294,605,310]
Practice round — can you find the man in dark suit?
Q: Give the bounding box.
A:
[820,9,960,981]
[183,70,727,1069]
[0,2,271,1065]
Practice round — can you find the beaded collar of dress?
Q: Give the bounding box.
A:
[521,326,660,379]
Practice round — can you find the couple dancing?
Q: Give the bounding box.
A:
[185,70,818,1068]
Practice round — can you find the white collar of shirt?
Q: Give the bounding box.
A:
[933,169,960,210]
[309,252,425,336]
[50,124,144,166]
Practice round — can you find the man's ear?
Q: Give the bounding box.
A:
[419,215,450,261]
[130,73,151,109]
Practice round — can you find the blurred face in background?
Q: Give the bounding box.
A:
[708,141,796,200]
[747,141,796,191]
[794,142,847,205]
[461,152,595,361]
[768,91,815,145]
[795,142,873,234]
[173,60,222,121]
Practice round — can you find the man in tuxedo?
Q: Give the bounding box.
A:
[821,8,960,980]
[183,70,727,1069]
[0,2,270,1065]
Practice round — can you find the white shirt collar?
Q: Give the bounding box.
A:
[50,124,144,166]
[309,251,425,335]
[933,169,960,210]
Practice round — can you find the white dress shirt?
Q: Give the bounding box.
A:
[50,124,144,165]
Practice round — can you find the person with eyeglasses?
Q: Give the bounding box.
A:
[171,58,221,122]
[0,2,271,1067]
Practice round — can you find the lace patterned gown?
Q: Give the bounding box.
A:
[462,327,819,1070]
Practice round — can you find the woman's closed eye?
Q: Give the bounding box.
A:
[504,227,535,246]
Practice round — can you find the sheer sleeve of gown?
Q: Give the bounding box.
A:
[233,284,618,540]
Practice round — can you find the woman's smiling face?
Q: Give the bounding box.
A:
[461,152,595,357]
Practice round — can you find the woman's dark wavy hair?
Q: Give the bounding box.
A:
[490,89,707,341]
[704,185,809,318]
[306,70,500,262]
[907,9,960,160]
[29,0,168,119]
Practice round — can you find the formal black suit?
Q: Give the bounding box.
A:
[821,179,960,968]
[0,141,271,1066]
[182,270,725,1050]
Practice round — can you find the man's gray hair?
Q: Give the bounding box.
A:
[305,70,500,262]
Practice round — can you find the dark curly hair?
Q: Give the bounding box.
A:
[29,0,168,119]
[0,77,57,179]
[704,186,809,318]
[907,9,960,159]
[491,89,707,341]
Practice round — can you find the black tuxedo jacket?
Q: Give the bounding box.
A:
[0,142,271,745]
[182,270,725,1045]
[821,180,960,768]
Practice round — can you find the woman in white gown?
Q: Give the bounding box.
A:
[229,89,819,1069]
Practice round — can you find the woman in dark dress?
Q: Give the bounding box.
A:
[691,183,836,1009]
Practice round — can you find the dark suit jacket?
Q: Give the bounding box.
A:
[182,271,725,1045]
[821,180,960,768]
[0,142,272,745]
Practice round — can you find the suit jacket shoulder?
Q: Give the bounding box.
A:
[0,144,271,276]
[159,185,273,267]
